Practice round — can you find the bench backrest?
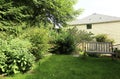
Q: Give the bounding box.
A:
[80,42,114,54]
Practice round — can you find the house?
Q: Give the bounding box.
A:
[69,13,120,44]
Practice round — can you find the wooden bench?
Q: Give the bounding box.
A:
[80,42,115,58]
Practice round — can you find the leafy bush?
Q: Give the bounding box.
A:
[95,34,114,43]
[51,30,76,54]
[0,38,35,75]
[0,32,8,40]
[51,27,94,55]
[0,25,22,36]
[0,52,7,74]
[68,27,94,43]
[20,27,51,60]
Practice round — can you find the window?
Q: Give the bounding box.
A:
[86,24,92,29]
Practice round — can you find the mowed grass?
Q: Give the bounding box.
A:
[4,55,120,79]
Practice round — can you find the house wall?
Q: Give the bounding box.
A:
[75,21,120,44]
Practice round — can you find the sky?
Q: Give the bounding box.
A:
[74,0,120,19]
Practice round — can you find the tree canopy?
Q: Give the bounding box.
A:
[0,0,82,27]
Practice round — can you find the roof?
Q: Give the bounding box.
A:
[69,13,120,25]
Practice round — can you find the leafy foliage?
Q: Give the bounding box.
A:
[68,27,94,43]
[0,31,8,40]
[51,27,94,54]
[0,0,82,27]
[95,34,114,43]
[20,27,51,60]
[51,30,76,54]
[0,1,25,25]
[0,52,7,74]
[0,38,35,75]
[0,0,82,76]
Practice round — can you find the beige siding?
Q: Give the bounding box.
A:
[75,21,120,44]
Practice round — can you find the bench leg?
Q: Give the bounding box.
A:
[111,54,115,60]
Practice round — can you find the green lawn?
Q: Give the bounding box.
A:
[3,55,120,79]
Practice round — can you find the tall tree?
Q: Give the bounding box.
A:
[0,0,82,27]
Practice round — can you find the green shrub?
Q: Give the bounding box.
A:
[95,34,114,43]
[0,32,8,40]
[0,38,35,75]
[51,30,76,54]
[51,27,94,55]
[0,52,7,74]
[0,23,24,36]
[68,27,94,43]
[20,27,51,60]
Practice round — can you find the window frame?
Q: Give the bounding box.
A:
[86,24,92,29]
